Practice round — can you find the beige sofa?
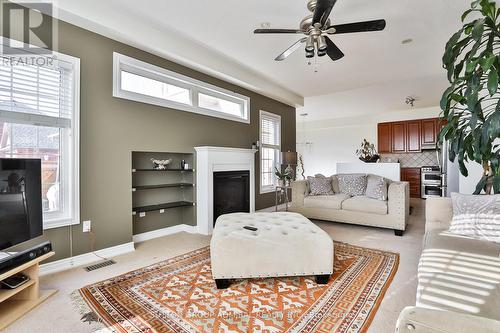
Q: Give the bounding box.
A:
[396,197,500,332]
[289,176,409,236]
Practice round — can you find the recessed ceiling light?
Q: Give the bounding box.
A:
[261,22,271,29]
[402,38,413,45]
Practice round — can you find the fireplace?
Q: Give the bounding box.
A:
[213,171,250,226]
[195,146,256,235]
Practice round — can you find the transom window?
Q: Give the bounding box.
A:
[260,110,281,193]
[0,43,80,230]
[113,53,250,123]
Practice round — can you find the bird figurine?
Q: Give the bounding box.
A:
[151,158,172,170]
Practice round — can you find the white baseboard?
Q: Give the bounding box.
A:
[132,224,198,243]
[40,242,135,276]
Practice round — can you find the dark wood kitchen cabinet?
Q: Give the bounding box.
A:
[377,118,442,153]
[406,120,422,152]
[401,168,421,198]
[377,123,392,153]
[421,118,438,147]
[392,122,407,153]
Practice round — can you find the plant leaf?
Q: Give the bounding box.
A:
[459,160,469,177]
[480,54,496,71]
[487,69,499,95]
[472,19,485,41]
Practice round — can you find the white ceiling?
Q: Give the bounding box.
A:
[50,0,477,118]
[108,0,470,96]
[298,75,449,122]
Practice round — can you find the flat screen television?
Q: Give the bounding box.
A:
[0,158,43,251]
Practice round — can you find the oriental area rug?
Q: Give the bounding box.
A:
[78,243,399,333]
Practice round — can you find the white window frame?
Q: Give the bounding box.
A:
[112,53,250,123]
[0,41,80,230]
[259,110,281,194]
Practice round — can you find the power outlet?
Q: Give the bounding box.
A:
[83,220,92,233]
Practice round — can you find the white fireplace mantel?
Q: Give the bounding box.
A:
[195,146,257,235]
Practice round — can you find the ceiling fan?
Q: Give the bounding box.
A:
[254,0,386,62]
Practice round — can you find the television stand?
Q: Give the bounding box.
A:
[0,252,57,330]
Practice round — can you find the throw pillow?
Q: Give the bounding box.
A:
[337,174,367,197]
[307,176,334,196]
[365,175,388,201]
[330,175,340,194]
[448,193,500,243]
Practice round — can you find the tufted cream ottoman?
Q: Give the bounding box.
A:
[210,212,334,289]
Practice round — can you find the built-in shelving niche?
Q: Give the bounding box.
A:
[132,151,196,237]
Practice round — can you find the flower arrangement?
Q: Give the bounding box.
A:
[275,167,292,186]
[355,139,380,163]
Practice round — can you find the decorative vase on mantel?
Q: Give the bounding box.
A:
[278,179,285,187]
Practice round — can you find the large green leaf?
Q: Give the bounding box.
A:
[487,69,499,95]
[472,19,485,40]
[480,54,496,71]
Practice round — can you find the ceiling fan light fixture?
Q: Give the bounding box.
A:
[305,35,315,52]
[317,35,327,52]
[305,51,315,58]
[317,50,326,57]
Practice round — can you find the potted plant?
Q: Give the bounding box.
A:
[355,139,380,163]
[440,0,499,194]
[275,167,292,187]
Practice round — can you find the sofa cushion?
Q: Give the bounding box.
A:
[337,174,367,196]
[449,193,500,243]
[304,194,350,210]
[330,175,340,194]
[307,176,334,195]
[342,196,388,215]
[365,175,388,201]
[417,229,500,320]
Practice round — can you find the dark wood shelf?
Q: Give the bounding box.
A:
[133,201,194,214]
[132,169,194,173]
[132,183,194,191]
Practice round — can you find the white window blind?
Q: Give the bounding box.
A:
[260,111,281,193]
[0,49,80,230]
[0,58,73,127]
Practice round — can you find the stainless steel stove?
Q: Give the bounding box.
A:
[421,166,442,199]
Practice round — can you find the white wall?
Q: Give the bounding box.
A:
[459,161,485,194]
[297,106,441,176]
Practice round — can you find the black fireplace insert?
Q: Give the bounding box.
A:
[213,170,250,226]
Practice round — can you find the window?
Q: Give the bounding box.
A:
[260,110,281,193]
[0,45,80,230]
[113,53,250,123]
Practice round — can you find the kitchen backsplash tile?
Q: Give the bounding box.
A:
[380,151,438,168]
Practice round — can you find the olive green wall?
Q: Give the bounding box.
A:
[29,19,295,261]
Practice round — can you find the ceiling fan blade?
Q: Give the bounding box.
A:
[328,19,386,34]
[313,0,338,27]
[325,36,344,61]
[275,38,307,61]
[254,29,302,34]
